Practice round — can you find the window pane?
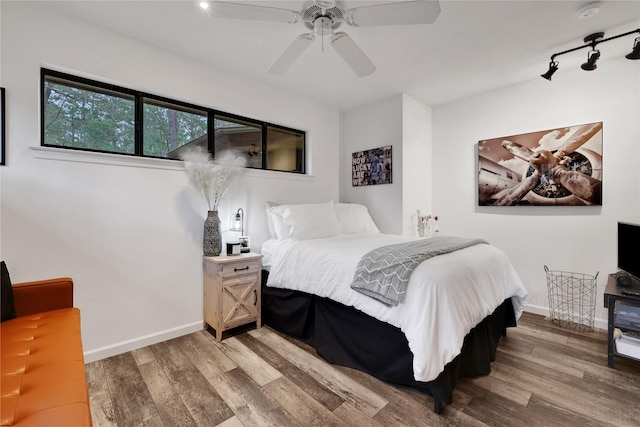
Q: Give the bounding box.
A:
[214,116,262,169]
[266,126,304,173]
[144,99,208,159]
[44,76,135,154]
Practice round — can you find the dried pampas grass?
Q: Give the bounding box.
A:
[181,147,246,211]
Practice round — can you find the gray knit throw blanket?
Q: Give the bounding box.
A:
[350,236,488,306]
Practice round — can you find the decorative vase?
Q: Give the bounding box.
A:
[425,218,433,238]
[203,210,222,256]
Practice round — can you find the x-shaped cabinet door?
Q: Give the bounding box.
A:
[222,277,259,327]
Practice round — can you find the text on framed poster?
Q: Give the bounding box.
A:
[352,145,392,186]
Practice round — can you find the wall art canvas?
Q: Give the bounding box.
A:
[352,145,392,186]
[477,122,602,206]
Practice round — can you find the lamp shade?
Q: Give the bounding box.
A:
[229,208,244,235]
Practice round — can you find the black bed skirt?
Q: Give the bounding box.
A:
[262,271,516,411]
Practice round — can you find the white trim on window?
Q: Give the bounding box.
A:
[30,145,314,181]
[31,146,184,170]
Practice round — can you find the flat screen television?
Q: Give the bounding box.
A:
[618,221,640,280]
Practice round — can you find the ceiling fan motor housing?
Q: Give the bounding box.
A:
[303,1,345,32]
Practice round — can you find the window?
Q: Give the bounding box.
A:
[266,125,304,173]
[41,69,305,173]
[43,74,136,154]
[215,115,262,169]
[143,98,208,159]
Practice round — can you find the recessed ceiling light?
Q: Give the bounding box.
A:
[199,1,210,10]
[578,2,601,19]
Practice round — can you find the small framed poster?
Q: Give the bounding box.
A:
[352,145,392,186]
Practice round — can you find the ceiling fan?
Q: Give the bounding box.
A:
[206,1,441,77]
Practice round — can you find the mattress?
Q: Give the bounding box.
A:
[262,233,528,382]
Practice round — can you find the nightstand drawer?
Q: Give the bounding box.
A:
[220,261,260,278]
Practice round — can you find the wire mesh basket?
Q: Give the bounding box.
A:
[545,265,598,331]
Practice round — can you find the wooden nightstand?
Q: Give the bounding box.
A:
[203,252,262,342]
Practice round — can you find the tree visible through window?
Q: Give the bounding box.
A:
[143,99,207,158]
[44,76,135,154]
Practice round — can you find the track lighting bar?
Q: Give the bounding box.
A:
[541,28,640,80]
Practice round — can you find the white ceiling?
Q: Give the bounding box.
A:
[40,0,640,111]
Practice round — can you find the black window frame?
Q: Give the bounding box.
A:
[40,68,306,174]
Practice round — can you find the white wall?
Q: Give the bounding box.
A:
[340,94,431,236]
[432,56,640,326]
[401,95,432,236]
[340,95,404,234]
[0,2,340,361]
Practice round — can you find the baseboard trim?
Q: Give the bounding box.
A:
[84,305,608,364]
[523,304,607,331]
[83,321,204,363]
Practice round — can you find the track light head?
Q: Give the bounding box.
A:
[541,60,559,80]
[581,49,600,71]
[626,37,640,60]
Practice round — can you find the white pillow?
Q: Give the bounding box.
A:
[265,201,279,239]
[268,201,342,240]
[334,203,380,234]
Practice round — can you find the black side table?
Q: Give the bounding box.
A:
[604,273,640,368]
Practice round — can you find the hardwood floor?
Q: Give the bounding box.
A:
[86,312,640,426]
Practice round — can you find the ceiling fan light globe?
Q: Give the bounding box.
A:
[313,16,333,36]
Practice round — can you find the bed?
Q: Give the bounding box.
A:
[260,201,528,413]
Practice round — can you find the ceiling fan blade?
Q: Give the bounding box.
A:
[209,1,299,24]
[268,33,315,75]
[330,32,376,77]
[346,0,441,27]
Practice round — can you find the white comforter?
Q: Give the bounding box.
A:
[263,233,528,382]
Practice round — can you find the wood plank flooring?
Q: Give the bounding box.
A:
[86,312,640,426]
